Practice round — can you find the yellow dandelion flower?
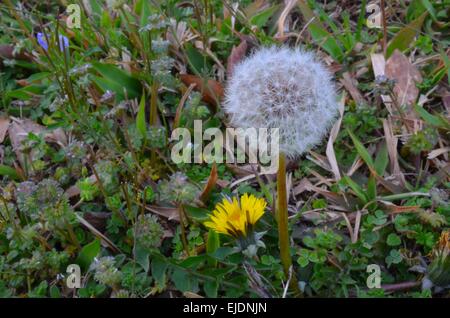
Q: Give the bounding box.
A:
[204,193,267,238]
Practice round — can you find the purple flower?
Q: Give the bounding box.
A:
[36,33,69,52]
[36,33,48,51]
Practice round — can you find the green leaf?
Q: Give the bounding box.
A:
[76,239,101,271]
[387,233,402,246]
[203,280,218,298]
[297,0,344,62]
[151,255,168,287]
[180,255,206,269]
[249,5,279,28]
[386,249,402,267]
[210,247,236,261]
[185,44,211,74]
[386,11,428,58]
[206,230,220,267]
[420,0,437,21]
[343,175,368,203]
[367,175,377,201]
[49,285,61,298]
[136,93,147,138]
[171,268,192,292]
[347,129,375,171]
[134,243,150,273]
[91,62,142,101]
[184,205,211,222]
[374,142,389,176]
[414,104,450,130]
[0,164,20,180]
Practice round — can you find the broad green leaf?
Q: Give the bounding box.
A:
[249,5,279,28]
[6,85,43,100]
[414,104,450,130]
[136,93,147,138]
[386,11,428,58]
[92,62,141,101]
[184,205,211,222]
[134,243,150,272]
[347,129,375,170]
[203,280,218,298]
[374,141,389,176]
[180,255,206,269]
[387,233,402,246]
[206,230,220,267]
[420,0,437,21]
[297,0,344,62]
[0,164,20,180]
[367,175,377,201]
[185,44,211,74]
[76,239,101,271]
[136,0,153,27]
[343,175,368,203]
[171,268,197,292]
[210,247,236,261]
[151,255,168,287]
[49,285,61,298]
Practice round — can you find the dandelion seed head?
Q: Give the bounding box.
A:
[224,46,339,158]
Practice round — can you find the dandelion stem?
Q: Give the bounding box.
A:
[277,152,302,297]
[178,205,190,257]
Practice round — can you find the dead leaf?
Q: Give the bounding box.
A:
[385,50,423,112]
[0,117,10,143]
[174,83,196,129]
[340,72,365,105]
[326,93,345,180]
[75,214,122,253]
[378,201,420,214]
[0,45,32,63]
[145,205,180,222]
[180,74,223,112]
[276,0,297,39]
[45,127,67,147]
[227,40,248,78]
[383,117,406,188]
[199,163,218,203]
[371,53,393,112]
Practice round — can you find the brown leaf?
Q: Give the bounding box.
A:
[199,163,218,203]
[145,205,180,222]
[227,40,248,78]
[173,83,196,129]
[385,50,423,112]
[83,212,111,233]
[180,74,223,112]
[325,94,345,180]
[45,127,67,147]
[340,72,365,105]
[383,117,406,188]
[75,214,122,253]
[276,0,297,39]
[371,53,393,112]
[0,45,32,63]
[0,117,10,143]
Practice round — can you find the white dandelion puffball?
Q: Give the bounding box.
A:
[224,46,339,158]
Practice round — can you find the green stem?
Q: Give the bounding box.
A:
[178,204,190,257]
[277,152,302,297]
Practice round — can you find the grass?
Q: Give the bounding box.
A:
[0,0,448,298]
